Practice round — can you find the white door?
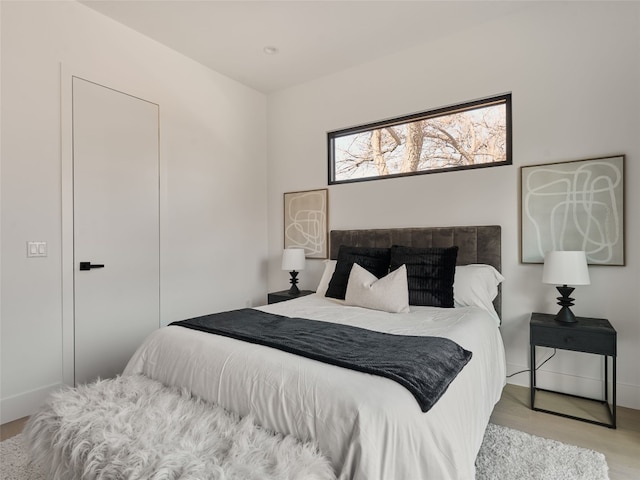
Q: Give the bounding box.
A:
[73,77,160,385]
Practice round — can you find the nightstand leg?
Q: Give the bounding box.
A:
[604,355,617,429]
[613,356,617,428]
[530,345,536,408]
[604,356,609,403]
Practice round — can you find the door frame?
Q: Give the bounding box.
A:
[60,64,163,386]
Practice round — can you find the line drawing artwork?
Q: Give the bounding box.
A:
[522,156,624,265]
[284,189,328,258]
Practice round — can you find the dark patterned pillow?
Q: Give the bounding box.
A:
[390,245,458,307]
[325,246,391,300]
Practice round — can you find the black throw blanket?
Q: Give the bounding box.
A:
[170,309,472,412]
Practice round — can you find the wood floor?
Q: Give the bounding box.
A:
[2,384,639,478]
[0,415,28,441]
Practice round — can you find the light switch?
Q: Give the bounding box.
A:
[27,241,47,257]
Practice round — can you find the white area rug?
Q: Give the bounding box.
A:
[1,375,609,480]
[476,423,609,480]
[0,434,46,480]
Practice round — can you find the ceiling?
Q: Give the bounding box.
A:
[80,1,535,93]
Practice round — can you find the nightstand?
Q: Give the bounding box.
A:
[530,312,616,428]
[267,290,314,305]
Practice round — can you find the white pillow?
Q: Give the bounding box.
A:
[345,263,410,314]
[453,264,504,319]
[316,259,337,296]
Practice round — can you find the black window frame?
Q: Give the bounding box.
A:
[328,93,512,185]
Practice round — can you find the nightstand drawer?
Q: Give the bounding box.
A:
[530,325,616,355]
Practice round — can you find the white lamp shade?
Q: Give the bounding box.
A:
[542,251,590,286]
[281,248,306,271]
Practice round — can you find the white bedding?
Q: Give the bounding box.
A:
[124,294,506,480]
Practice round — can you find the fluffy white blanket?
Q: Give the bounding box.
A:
[24,375,335,480]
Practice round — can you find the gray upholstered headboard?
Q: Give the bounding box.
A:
[329,225,502,318]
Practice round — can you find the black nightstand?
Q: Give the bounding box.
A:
[530,312,616,428]
[267,290,314,305]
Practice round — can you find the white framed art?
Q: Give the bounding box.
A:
[521,155,625,265]
[283,188,328,259]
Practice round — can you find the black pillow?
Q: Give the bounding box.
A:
[390,245,458,307]
[325,246,391,300]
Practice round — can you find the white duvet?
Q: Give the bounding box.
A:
[124,294,506,480]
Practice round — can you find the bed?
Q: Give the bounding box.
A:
[124,225,506,480]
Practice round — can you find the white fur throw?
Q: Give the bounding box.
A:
[24,374,335,480]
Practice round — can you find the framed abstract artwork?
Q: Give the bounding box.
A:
[283,188,328,259]
[520,155,625,265]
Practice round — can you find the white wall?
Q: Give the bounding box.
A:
[266,2,640,408]
[1,1,268,422]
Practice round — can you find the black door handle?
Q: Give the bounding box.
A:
[79,262,105,271]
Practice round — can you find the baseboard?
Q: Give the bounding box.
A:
[1,383,63,424]
[506,362,640,410]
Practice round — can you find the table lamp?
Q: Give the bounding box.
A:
[282,248,306,295]
[542,251,590,323]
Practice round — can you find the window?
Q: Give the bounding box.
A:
[328,93,511,185]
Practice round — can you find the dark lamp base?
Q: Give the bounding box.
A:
[555,306,577,323]
[554,285,578,323]
[288,270,300,295]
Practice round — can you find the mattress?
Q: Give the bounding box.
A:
[124,294,506,480]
